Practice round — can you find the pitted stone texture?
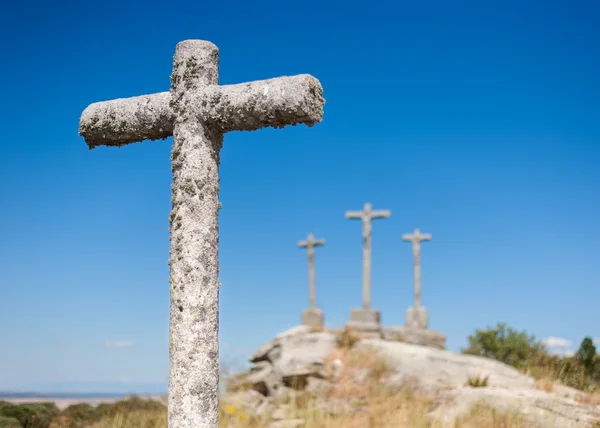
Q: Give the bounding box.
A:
[78,39,325,428]
[79,74,325,148]
[165,40,223,428]
[301,308,324,329]
[382,326,446,349]
[405,306,429,329]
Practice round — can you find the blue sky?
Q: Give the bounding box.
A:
[1,0,599,393]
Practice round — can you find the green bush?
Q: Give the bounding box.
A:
[576,337,597,377]
[58,403,103,427]
[0,403,58,428]
[466,374,489,388]
[0,416,23,428]
[461,322,547,369]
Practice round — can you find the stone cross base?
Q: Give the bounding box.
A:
[406,306,429,330]
[345,308,382,336]
[301,308,324,330]
[382,326,446,349]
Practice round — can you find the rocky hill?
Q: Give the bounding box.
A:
[221,325,600,428]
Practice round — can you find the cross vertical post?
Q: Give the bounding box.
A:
[78,40,325,427]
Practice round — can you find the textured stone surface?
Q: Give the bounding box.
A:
[429,386,600,428]
[405,305,429,329]
[297,233,325,311]
[346,308,382,336]
[345,203,390,309]
[78,39,324,428]
[250,325,311,363]
[355,339,534,390]
[243,330,337,393]
[382,326,446,349]
[79,74,324,148]
[274,332,337,384]
[301,308,324,329]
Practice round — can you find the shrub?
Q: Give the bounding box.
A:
[0,416,23,428]
[461,322,547,369]
[0,403,59,428]
[56,403,103,427]
[576,337,597,377]
[466,374,489,388]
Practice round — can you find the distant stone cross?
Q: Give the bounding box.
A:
[402,229,431,308]
[345,203,391,309]
[78,40,324,428]
[298,233,325,309]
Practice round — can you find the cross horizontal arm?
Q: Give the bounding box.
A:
[371,210,391,219]
[203,74,324,133]
[79,92,173,148]
[298,239,325,247]
[79,74,325,149]
[403,233,432,241]
[345,211,364,219]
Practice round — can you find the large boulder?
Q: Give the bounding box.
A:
[356,339,534,391]
[237,326,338,395]
[429,386,600,428]
[382,326,446,349]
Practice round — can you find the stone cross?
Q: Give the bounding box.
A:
[345,203,391,309]
[298,233,325,309]
[78,40,324,428]
[402,228,431,308]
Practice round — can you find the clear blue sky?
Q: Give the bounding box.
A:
[1,0,599,394]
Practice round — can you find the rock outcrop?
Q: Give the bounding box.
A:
[221,326,600,427]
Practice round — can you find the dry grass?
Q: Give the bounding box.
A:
[335,327,362,348]
[51,398,533,428]
[577,390,600,406]
[88,409,167,427]
[452,404,530,428]
[534,377,555,393]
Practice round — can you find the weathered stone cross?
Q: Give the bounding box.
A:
[402,228,431,308]
[402,228,431,330]
[298,233,325,310]
[78,40,324,428]
[298,233,326,328]
[345,203,391,309]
